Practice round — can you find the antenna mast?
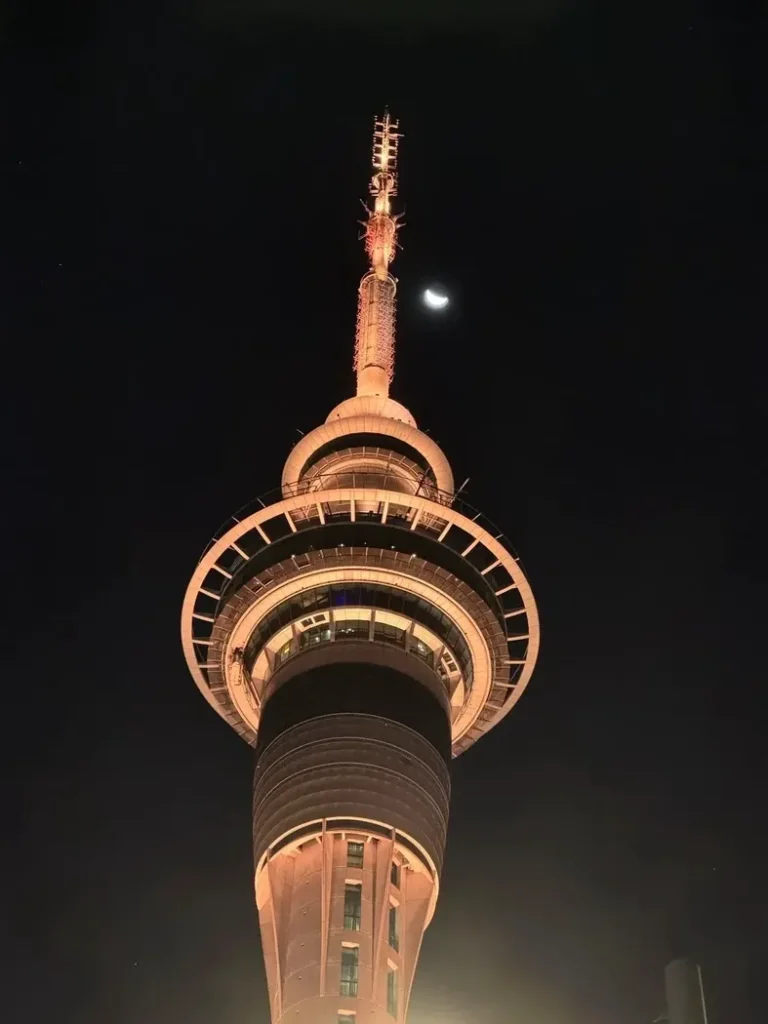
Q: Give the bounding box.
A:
[354,111,402,398]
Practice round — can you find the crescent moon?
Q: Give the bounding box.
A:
[424,288,449,309]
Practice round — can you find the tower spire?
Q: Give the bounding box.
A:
[354,111,402,398]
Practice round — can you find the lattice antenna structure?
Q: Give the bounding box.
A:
[354,112,403,398]
[371,111,401,199]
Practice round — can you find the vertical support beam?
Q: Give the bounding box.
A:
[404,620,416,654]
[320,820,331,996]
[399,858,406,1018]
[290,620,299,657]
[371,836,395,1006]
[266,859,283,1022]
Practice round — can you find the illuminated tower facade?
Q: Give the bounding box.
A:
[181,113,540,1024]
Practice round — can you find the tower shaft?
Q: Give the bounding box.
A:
[254,673,447,1024]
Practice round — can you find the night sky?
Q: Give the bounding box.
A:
[5,2,766,1023]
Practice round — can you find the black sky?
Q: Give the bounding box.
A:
[4,2,767,1023]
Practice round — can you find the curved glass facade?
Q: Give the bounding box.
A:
[272,616,440,676]
[243,582,473,689]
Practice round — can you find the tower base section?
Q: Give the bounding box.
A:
[256,825,437,1024]
[252,659,451,1024]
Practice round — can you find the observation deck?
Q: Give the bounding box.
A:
[181,472,539,758]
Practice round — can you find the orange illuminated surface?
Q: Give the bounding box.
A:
[181,113,539,1024]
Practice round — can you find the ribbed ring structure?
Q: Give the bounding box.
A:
[253,714,450,875]
[253,659,452,876]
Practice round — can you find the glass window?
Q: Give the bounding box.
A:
[340,947,359,997]
[410,638,434,665]
[373,622,406,648]
[388,904,399,952]
[336,620,369,641]
[390,862,400,888]
[281,598,303,625]
[344,884,362,931]
[347,841,364,868]
[338,1015,355,1024]
[387,967,398,1016]
[274,638,294,668]
[300,624,332,648]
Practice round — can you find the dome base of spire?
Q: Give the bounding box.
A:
[326,394,416,427]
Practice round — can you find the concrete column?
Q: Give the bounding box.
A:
[665,959,708,1024]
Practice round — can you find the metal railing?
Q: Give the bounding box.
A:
[198,472,525,573]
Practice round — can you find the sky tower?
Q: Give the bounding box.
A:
[181,113,540,1024]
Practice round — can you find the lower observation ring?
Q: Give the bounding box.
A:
[181,487,539,755]
[219,559,497,747]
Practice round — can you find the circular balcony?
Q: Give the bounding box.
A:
[182,474,539,757]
